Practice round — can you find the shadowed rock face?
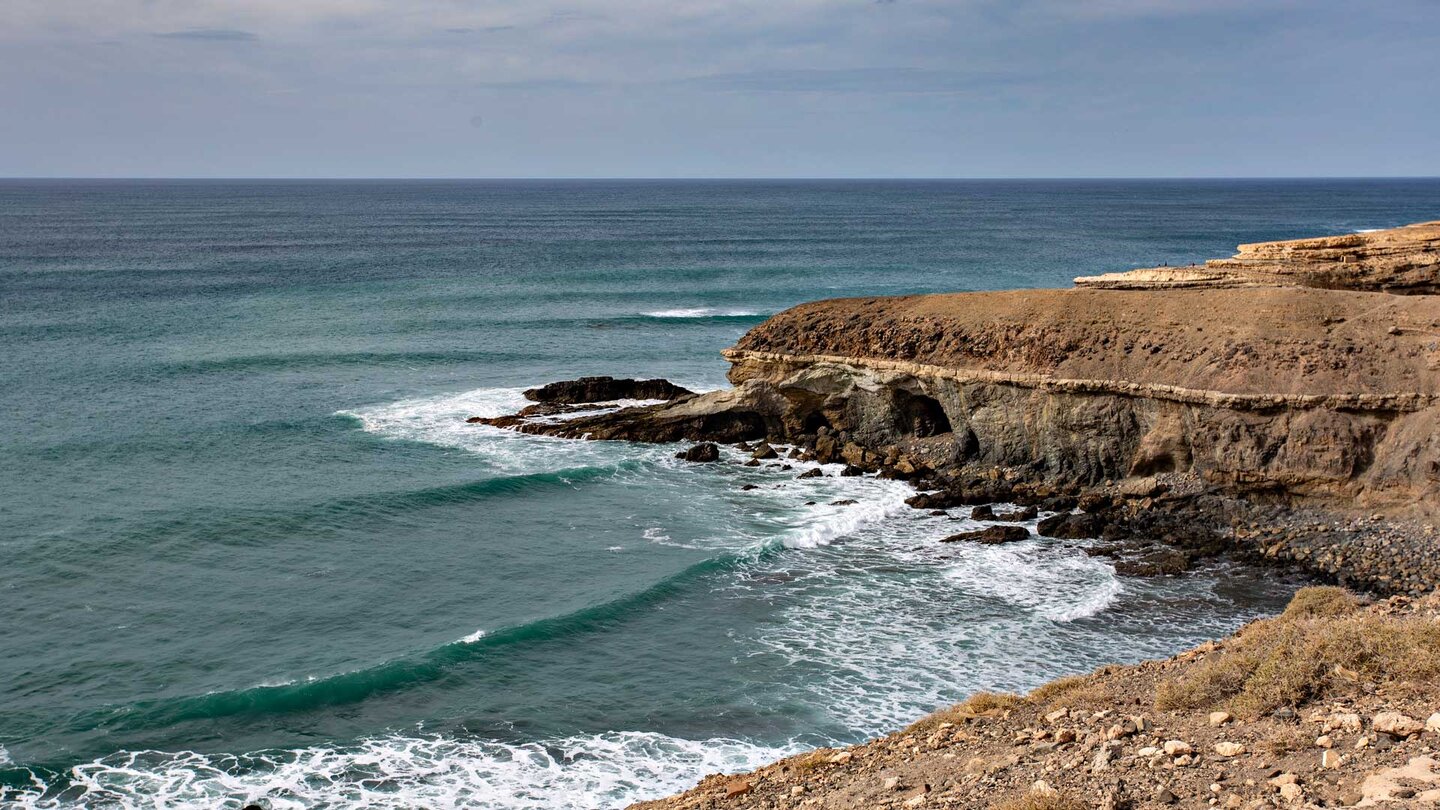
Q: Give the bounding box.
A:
[1075,220,1440,293]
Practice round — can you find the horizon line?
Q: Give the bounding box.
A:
[3,175,1440,182]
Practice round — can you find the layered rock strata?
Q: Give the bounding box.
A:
[1075,220,1440,293]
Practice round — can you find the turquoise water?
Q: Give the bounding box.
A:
[2,179,1438,808]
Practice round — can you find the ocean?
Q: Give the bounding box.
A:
[3,178,1438,809]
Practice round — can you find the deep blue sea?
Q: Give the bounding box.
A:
[3,179,1438,809]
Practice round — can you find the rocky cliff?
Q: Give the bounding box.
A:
[720,285,1440,514]
[473,221,1440,589]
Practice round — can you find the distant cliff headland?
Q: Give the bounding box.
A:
[472,221,1440,809]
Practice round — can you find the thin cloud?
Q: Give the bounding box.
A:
[679,68,1027,95]
[154,28,258,42]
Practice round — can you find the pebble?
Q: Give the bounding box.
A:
[1428,712,1440,733]
[1163,740,1193,756]
[1209,711,1232,726]
[1213,742,1244,757]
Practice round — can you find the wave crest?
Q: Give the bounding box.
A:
[2,731,792,810]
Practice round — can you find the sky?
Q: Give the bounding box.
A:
[1,0,1437,178]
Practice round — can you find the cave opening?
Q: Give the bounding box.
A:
[897,392,952,438]
[801,410,833,435]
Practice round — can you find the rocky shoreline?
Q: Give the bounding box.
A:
[465,221,1440,807]
[631,588,1440,810]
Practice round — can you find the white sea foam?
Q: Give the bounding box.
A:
[942,544,1123,623]
[459,629,488,644]
[769,469,913,550]
[2,732,792,810]
[337,387,658,476]
[641,308,761,318]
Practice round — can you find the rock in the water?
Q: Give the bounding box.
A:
[523,376,694,404]
[970,505,995,520]
[751,443,779,460]
[941,525,1031,545]
[675,442,720,463]
[797,468,824,479]
[1037,512,1107,539]
[1113,549,1190,577]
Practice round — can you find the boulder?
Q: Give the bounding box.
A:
[675,442,720,463]
[1036,512,1108,539]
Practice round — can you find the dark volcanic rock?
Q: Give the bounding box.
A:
[941,525,1031,544]
[797,468,824,479]
[1113,549,1191,577]
[523,376,694,404]
[1037,512,1109,539]
[676,442,720,463]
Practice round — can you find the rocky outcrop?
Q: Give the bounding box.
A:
[1075,220,1440,293]
[523,376,694,404]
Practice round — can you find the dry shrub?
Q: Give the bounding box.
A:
[907,691,1022,733]
[1281,586,1360,619]
[1156,586,1440,718]
[1027,674,1094,706]
[992,791,1088,810]
[1260,727,1311,757]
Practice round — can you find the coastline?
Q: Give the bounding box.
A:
[470,221,1440,808]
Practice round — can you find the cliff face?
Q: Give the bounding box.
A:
[722,286,1440,513]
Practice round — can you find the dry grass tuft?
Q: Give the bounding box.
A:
[787,750,834,772]
[1027,674,1094,706]
[907,691,1022,733]
[991,791,1088,810]
[1156,586,1440,718]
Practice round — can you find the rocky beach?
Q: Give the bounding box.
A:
[471,221,1440,808]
